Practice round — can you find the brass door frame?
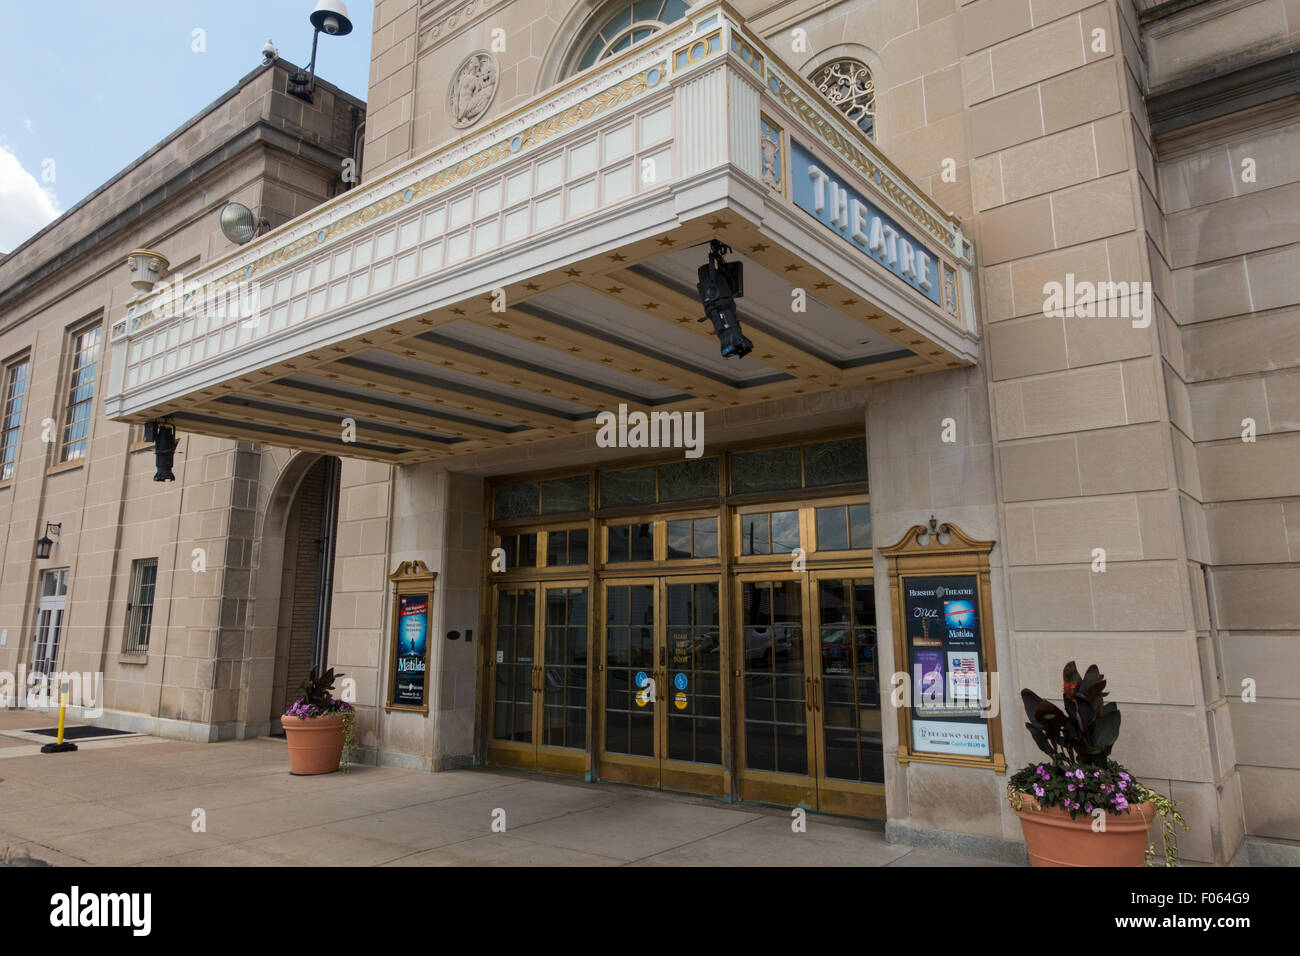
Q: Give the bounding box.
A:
[597,576,662,789]
[486,579,591,775]
[535,579,593,775]
[806,569,886,819]
[657,573,727,797]
[731,569,819,810]
[486,582,539,771]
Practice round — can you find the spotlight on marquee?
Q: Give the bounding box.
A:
[696,239,753,360]
[144,420,178,482]
[219,202,269,245]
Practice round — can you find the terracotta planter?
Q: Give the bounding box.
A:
[281,712,345,775]
[1012,793,1155,866]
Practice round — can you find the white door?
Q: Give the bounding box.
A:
[31,568,69,678]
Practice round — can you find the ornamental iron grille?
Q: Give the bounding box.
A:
[809,58,876,139]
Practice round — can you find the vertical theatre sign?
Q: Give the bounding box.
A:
[385,561,436,714]
[882,517,1004,772]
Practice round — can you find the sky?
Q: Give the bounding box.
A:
[0,0,375,254]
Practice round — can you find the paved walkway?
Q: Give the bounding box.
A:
[0,714,1009,867]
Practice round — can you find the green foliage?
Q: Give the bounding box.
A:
[339,710,358,773]
[1137,785,1190,868]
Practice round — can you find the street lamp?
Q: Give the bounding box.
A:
[287,1,354,103]
[35,522,61,560]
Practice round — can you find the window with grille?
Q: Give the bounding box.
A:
[0,358,29,480]
[124,559,158,653]
[60,323,102,462]
[808,59,876,139]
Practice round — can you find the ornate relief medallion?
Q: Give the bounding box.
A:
[448,50,499,128]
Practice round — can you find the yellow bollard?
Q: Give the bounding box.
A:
[40,684,78,754]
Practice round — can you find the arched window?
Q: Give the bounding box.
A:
[573,0,690,73]
[808,59,876,139]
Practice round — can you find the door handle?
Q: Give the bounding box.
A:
[804,675,813,711]
[812,676,821,712]
[659,645,665,667]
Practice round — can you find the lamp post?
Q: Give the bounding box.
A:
[286,1,354,103]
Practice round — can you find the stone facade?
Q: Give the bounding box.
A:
[0,63,364,740]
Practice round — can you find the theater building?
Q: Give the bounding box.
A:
[3,0,1298,865]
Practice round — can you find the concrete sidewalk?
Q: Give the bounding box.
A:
[0,716,1012,867]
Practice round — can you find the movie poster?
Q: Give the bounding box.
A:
[393,593,429,708]
[903,575,990,757]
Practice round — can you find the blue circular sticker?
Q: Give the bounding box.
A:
[674,673,688,691]
[635,671,649,688]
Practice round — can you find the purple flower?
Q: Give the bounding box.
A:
[1074,769,1085,780]
[1033,784,1045,798]
[1067,784,1075,791]
[1119,779,1128,791]
[1094,771,1101,777]
[1113,794,1129,811]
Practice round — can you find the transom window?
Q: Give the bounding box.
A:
[809,58,876,139]
[575,0,690,73]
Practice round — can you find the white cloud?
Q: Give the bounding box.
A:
[23,118,33,134]
[0,146,59,253]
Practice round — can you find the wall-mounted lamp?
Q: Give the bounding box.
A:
[35,522,61,560]
[286,1,354,103]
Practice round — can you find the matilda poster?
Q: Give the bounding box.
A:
[902,575,990,757]
[393,593,429,708]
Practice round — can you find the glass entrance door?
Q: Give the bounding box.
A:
[487,582,589,774]
[733,570,884,815]
[598,577,725,795]
[734,575,817,808]
[810,573,886,817]
[599,580,657,786]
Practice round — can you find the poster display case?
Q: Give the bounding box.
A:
[385,560,437,715]
[881,517,1005,773]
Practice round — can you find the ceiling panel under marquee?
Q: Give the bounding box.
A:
[104,3,979,465]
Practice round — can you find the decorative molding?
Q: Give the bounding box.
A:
[419,0,503,50]
[448,50,500,129]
